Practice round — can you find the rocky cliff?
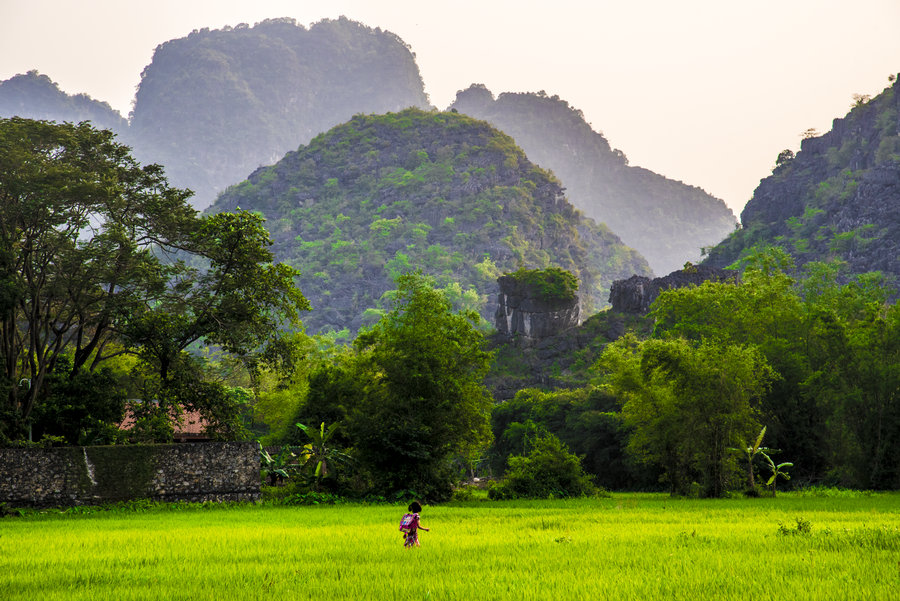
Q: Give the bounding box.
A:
[706,75,900,289]
[609,265,739,314]
[494,269,581,342]
[128,17,431,208]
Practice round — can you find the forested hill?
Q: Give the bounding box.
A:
[449,85,736,275]
[209,108,651,334]
[0,71,127,133]
[706,75,900,288]
[128,17,430,208]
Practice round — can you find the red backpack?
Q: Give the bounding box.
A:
[399,512,418,532]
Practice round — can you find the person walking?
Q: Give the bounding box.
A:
[400,501,430,548]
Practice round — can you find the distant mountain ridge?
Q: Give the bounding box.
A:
[208,108,651,333]
[0,17,430,209]
[449,85,736,275]
[0,70,127,133]
[706,76,900,288]
[127,17,430,207]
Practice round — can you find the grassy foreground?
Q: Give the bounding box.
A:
[1,493,898,600]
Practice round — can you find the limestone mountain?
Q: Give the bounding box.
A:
[705,76,900,289]
[0,70,127,133]
[449,85,736,275]
[208,108,651,334]
[128,17,430,208]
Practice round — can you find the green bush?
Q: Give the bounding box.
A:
[488,434,597,500]
[506,267,579,302]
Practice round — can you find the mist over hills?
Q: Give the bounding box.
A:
[0,70,127,133]
[706,76,900,289]
[449,85,736,275]
[127,17,430,207]
[208,108,651,334]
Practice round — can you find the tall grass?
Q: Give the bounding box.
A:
[1,493,898,600]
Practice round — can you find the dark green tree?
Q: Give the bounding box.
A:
[0,117,194,437]
[488,433,597,499]
[348,272,493,501]
[0,118,308,442]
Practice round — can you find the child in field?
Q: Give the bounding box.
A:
[400,501,430,548]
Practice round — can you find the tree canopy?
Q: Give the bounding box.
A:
[0,118,308,442]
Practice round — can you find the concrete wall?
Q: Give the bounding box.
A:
[0,442,260,507]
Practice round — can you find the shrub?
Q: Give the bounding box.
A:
[488,434,597,500]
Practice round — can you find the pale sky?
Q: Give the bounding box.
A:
[2,0,899,216]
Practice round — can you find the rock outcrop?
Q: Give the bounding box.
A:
[705,75,900,291]
[494,273,581,342]
[609,265,738,314]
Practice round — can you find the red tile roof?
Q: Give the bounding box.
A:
[119,403,211,440]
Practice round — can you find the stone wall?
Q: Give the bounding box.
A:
[0,442,260,507]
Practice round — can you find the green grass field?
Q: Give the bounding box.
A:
[2,492,898,600]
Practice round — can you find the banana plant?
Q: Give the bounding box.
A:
[260,445,297,486]
[759,449,792,497]
[295,422,353,491]
[730,426,768,491]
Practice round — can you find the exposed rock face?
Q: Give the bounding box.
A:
[705,76,900,290]
[494,274,580,341]
[609,265,738,314]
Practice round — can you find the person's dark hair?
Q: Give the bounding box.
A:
[408,501,422,513]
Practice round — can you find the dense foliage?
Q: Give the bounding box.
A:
[706,76,900,289]
[450,85,736,274]
[129,17,430,207]
[271,272,494,501]
[487,433,598,499]
[0,118,308,443]
[209,108,650,334]
[504,266,579,302]
[492,248,899,494]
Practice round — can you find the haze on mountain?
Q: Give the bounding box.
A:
[450,85,737,275]
[705,75,900,291]
[208,108,651,334]
[0,70,127,133]
[127,17,430,207]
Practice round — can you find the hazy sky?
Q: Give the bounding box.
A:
[2,0,899,216]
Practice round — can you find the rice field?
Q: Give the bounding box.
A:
[1,492,898,600]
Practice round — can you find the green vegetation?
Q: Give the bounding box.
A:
[273,272,493,501]
[0,118,308,444]
[210,108,649,333]
[2,494,898,600]
[489,248,900,495]
[488,433,598,499]
[505,266,579,302]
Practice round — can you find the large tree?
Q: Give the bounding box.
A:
[598,335,772,497]
[347,272,494,500]
[0,118,308,441]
